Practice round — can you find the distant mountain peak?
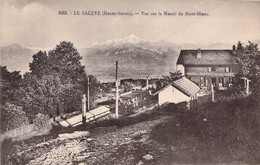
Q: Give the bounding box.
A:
[90,34,142,48]
[9,43,21,48]
[105,34,141,45]
[123,34,140,43]
[1,43,34,74]
[2,43,22,50]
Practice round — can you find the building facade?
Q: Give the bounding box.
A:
[152,77,200,107]
[176,47,239,90]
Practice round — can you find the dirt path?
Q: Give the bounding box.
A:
[28,116,169,165]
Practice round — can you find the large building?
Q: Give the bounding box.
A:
[176,46,239,90]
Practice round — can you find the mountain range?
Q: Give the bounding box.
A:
[1,43,34,74]
[2,35,255,82]
[80,35,180,82]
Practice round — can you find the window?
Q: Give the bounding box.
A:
[212,66,218,72]
[219,77,224,87]
[205,78,208,86]
[229,77,233,84]
[200,77,204,86]
[208,67,212,72]
[200,77,207,86]
[228,77,233,87]
[223,78,228,87]
[225,67,230,72]
[212,78,216,87]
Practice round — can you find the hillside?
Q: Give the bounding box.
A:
[1,44,34,74]
[2,95,259,164]
[80,35,180,82]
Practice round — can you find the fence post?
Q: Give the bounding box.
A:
[82,94,86,126]
[211,83,215,102]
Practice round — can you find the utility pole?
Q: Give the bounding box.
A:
[245,78,250,96]
[82,94,86,126]
[115,60,119,119]
[87,76,90,112]
[211,83,215,102]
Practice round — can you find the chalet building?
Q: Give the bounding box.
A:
[152,77,200,107]
[176,46,239,90]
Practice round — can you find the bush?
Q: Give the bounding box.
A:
[1,138,18,164]
[1,103,29,132]
[33,113,51,131]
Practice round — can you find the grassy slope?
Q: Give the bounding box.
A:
[1,95,260,164]
[150,95,260,164]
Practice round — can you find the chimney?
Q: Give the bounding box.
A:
[232,45,236,55]
[197,48,201,59]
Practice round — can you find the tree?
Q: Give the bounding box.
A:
[155,71,182,91]
[48,41,85,81]
[26,41,87,115]
[1,103,29,132]
[235,41,260,94]
[122,81,134,92]
[47,41,86,112]
[15,72,78,120]
[0,66,22,103]
[18,41,101,117]
[29,51,49,77]
[163,71,183,83]
[83,75,101,109]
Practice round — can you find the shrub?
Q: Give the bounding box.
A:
[33,113,51,131]
[1,103,29,132]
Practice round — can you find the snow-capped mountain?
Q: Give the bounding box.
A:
[80,35,180,82]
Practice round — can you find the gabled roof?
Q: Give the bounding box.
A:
[152,77,200,97]
[177,49,237,65]
[151,84,172,96]
[173,77,200,96]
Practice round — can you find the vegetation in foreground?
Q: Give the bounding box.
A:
[150,93,260,164]
[2,92,259,164]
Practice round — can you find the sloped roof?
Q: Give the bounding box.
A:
[121,92,140,99]
[177,49,237,65]
[151,84,172,96]
[173,77,200,96]
[152,77,200,97]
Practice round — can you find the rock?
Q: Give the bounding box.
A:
[78,163,85,165]
[75,155,86,161]
[136,160,144,165]
[142,154,154,161]
[86,138,93,142]
[58,131,90,140]
[171,146,177,151]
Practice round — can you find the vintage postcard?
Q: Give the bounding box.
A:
[1,0,260,164]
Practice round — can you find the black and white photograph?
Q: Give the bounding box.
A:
[1,0,260,164]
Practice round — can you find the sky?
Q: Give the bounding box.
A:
[1,0,260,49]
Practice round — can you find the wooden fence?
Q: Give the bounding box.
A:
[1,124,35,141]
